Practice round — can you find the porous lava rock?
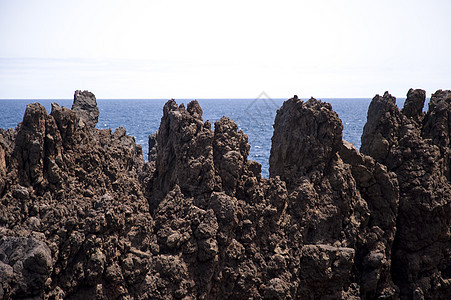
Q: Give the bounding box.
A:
[72,90,99,128]
[0,91,149,299]
[361,89,451,299]
[0,89,449,300]
[269,96,344,187]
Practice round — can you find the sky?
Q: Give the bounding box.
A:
[0,0,450,99]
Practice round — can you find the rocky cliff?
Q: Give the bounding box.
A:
[0,89,449,299]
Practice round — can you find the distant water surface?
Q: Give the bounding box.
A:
[1,97,397,177]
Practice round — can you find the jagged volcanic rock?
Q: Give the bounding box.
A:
[361,89,451,299]
[0,89,449,299]
[148,99,216,207]
[0,91,148,299]
[270,96,400,298]
[72,90,100,128]
[269,96,344,187]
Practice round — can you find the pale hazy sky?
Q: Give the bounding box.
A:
[1,0,450,99]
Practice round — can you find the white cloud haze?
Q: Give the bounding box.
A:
[0,0,450,99]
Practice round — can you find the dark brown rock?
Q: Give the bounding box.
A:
[0,137,6,195]
[213,116,251,195]
[13,103,48,188]
[299,244,355,299]
[270,96,343,186]
[268,95,400,298]
[402,88,426,121]
[361,91,402,163]
[340,140,399,298]
[422,89,451,181]
[361,89,451,300]
[0,236,53,298]
[148,99,215,210]
[72,90,99,128]
[0,91,149,299]
[148,132,157,161]
[1,89,449,300]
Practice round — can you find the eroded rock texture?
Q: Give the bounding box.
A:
[72,90,99,128]
[270,97,399,298]
[1,92,148,299]
[361,89,451,299]
[0,89,450,299]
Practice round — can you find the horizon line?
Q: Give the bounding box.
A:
[0,96,401,101]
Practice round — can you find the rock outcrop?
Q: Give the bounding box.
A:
[270,96,400,298]
[361,89,451,299]
[0,92,148,299]
[72,90,99,128]
[0,89,449,299]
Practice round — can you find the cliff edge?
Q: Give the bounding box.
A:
[0,89,449,299]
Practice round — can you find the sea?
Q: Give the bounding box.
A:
[0,97,409,177]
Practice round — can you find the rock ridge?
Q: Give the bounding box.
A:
[0,89,449,299]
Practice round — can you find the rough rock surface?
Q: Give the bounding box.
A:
[270,97,399,298]
[270,96,344,187]
[0,89,449,299]
[0,236,53,298]
[361,89,451,299]
[72,90,99,128]
[1,91,147,299]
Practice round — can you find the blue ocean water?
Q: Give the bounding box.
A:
[1,98,383,177]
